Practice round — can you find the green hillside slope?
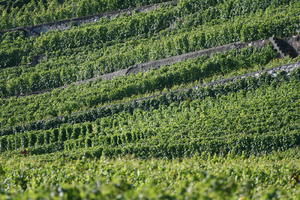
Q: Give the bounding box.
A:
[0,0,300,199]
[0,0,172,29]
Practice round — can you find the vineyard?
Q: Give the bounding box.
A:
[0,0,300,199]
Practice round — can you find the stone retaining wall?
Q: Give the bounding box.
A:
[0,1,177,36]
[12,36,300,97]
[99,39,270,81]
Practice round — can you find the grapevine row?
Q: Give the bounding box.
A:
[0,46,278,128]
[0,65,299,138]
[0,0,298,97]
[1,77,298,157]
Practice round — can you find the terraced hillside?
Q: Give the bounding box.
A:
[0,0,300,199]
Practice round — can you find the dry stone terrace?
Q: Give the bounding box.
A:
[0,1,177,36]
[0,1,300,198]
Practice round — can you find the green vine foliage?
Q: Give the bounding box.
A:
[0,46,278,129]
[0,71,299,158]
[1,67,299,139]
[0,0,298,97]
[1,150,300,199]
[0,1,300,198]
[0,0,173,30]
